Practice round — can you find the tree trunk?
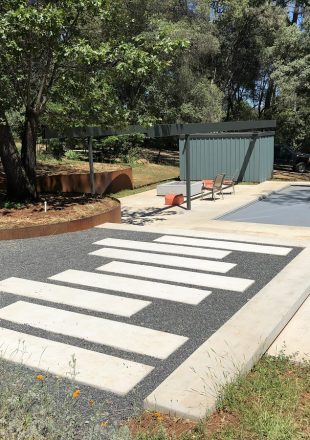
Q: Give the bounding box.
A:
[0,112,36,201]
[21,108,38,192]
[263,78,275,114]
[292,0,300,25]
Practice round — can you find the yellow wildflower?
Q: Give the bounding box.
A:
[100,421,108,428]
[154,411,164,421]
[89,399,95,407]
[72,389,81,398]
[36,374,44,381]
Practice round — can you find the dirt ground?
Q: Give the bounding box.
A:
[35,160,127,176]
[272,169,310,181]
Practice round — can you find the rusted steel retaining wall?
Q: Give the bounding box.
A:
[0,200,121,241]
[0,168,133,194]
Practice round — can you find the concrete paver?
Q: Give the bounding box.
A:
[268,295,310,362]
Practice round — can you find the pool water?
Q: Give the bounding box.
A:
[219,185,310,227]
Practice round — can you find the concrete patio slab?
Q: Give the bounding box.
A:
[268,296,310,362]
[109,180,310,242]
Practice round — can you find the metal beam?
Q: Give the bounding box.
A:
[185,135,191,210]
[43,121,277,140]
[189,131,276,139]
[88,137,95,195]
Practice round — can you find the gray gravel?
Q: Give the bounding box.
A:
[0,226,302,430]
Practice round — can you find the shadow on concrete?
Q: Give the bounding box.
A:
[121,206,179,226]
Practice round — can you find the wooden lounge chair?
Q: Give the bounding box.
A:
[202,170,238,195]
[201,173,225,201]
[222,170,238,194]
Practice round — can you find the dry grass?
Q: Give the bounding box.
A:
[131,163,179,188]
[36,159,127,176]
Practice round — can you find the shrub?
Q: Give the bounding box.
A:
[64,149,81,160]
[95,134,146,164]
[47,139,65,159]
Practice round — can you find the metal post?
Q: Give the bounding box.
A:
[185,134,191,210]
[88,136,95,195]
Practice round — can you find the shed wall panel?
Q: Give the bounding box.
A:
[179,135,274,183]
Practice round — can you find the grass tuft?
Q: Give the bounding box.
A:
[124,355,310,440]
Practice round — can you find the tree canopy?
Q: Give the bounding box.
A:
[0,0,309,200]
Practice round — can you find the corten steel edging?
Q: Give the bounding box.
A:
[35,168,133,194]
[43,120,277,140]
[1,168,133,194]
[0,200,121,241]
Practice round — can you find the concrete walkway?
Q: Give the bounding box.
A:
[121,181,310,242]
[268,295,310,362]
[118,180,310,363]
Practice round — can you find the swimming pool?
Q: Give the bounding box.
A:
[219,185,310,227]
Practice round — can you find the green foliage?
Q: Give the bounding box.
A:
[47,139,65,159]
[1,200,26,209]
[1,0,310,178]
[272,14,310,148]
[64,149,81,161]
[95,134,146,164]
[0,0,186,134]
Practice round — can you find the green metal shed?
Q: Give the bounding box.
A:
[179,132,274,183]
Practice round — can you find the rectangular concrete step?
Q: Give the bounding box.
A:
[0,277,150,317]
[268,295,310,362]
[91,248,235,273]
[99,262,254,292]
[155,236,292,256]
[92,238,231,260]
[0,327,153,395]
[0,301,188,359]
[50,269,210,305]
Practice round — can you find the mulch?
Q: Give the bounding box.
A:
[0,192,118,230]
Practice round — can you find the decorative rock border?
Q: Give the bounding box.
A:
[1,167,133,194]
[0,199,121,241]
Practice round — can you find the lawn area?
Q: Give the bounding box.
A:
[123,355,310,440]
